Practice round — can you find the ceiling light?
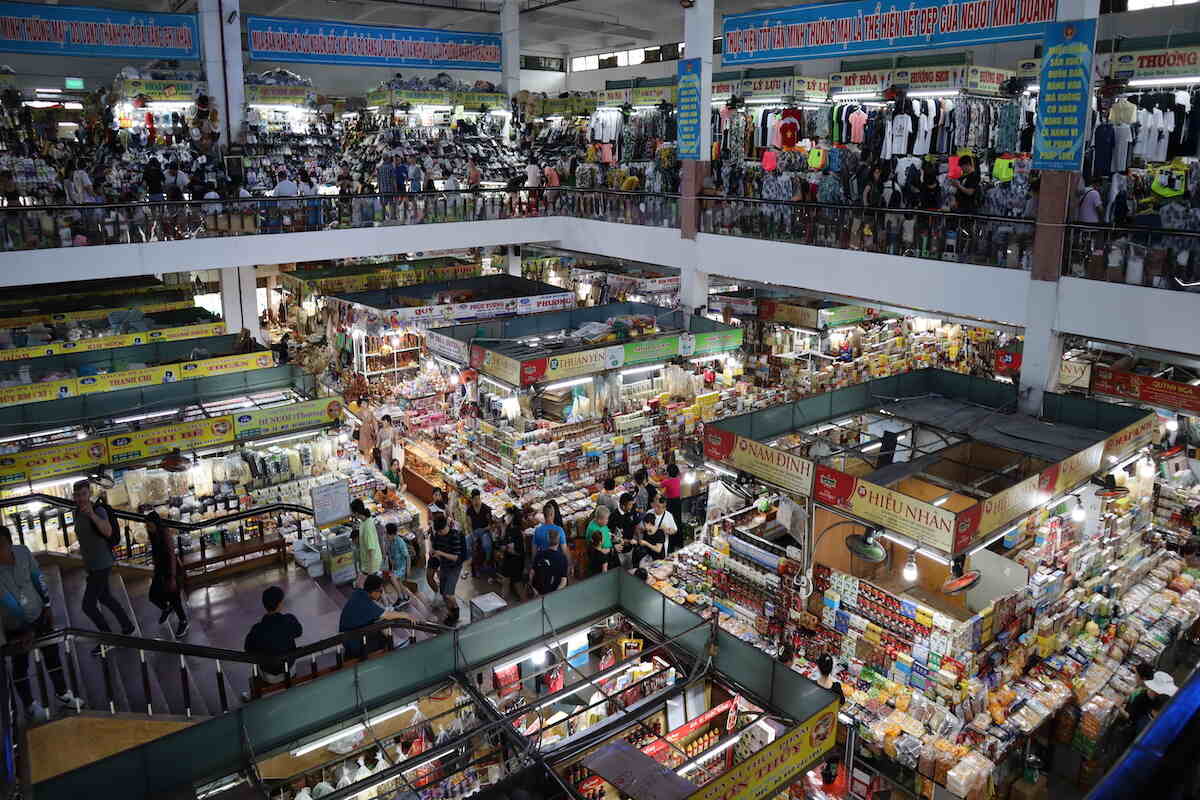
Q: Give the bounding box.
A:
[832,92,880,101]
[35,88,61,94]
[1166,419,1180,432]
[620,364,663,377]
[932,496,949,506]
[1130,76,1200,87]
[290,703,416,757]
[1071,496,1085,522]
[902,550,918,582]
[905,89,956,98]
[530,648,547,665]
[542,377,591,391]
[1139,458,1155,479]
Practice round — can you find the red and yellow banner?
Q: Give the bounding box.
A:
[1091,366,1200,415]
[1102,413,1157,464]
[0,379,76,408]
[812,465,960,551]
[232,397,342,439]
[757,299,820,330]
[703,428,815,497]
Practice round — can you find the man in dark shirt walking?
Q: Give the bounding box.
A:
[429,515,466,627]
[243,586,303,700]
[531,540,568,596]
[73,480,134,655]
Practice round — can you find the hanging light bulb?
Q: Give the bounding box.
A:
[1167,419,1180,432]
[530,648,547,665]
[1071,498,1085,523]
[1139,458,1155,478]
[902,551,918,582]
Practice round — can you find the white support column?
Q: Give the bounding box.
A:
[679,266,709,315]
[220,266,260,341]
[500,0,520,99]
[198,0,245,145]
[1017,280,1063,416]
[506,246,522,277]
[683,0,714,160]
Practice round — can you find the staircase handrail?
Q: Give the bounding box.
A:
[0,493,314,531]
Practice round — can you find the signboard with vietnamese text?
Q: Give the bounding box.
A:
[0,439,109,487]
[829,69,891,94]
[893,66,962,90]
[0,300,194,328]
[631,86,676,106]
[704,428,816,498]
[758,299,820,330]
[1110,46,1200,80]
[107,417,236,464]
[366,87,393,107]
[245,84,313,106]
[740,75,795,99]
[471,345,522,386]
[232,398,342,439]
[677,58,702,160]
[798,76,830,100]
[0,2,200,60]
[599,88,630,107]
[0,379,75,408]
[721,0,1052,65]
[686,700,838,800]
[964,65,1015,94]
[1091,365,1200,415]
[811,464,960,551]
[0,321,226,363]
[1102,412,1156,463]
[1032,18,1096,172]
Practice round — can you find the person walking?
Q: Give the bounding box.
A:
[146,512,188,637]
[586,506,613,575]
[531,539,568,596]
[497,506,527,601]
[0,526,76,720]
[242,585,303,699]
[339,574,411,659]
[73,480,135,653]
[429,515,466,626]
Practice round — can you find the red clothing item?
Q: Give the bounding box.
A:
[661,476,682,499]
[543,167,560,187]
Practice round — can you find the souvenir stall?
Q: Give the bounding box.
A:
[520,248,681,308]
[242,71,338,193]
[654,370,1193,797]
[416,303,742,544]
[584,88,681,192]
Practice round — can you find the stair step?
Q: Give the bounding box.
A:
[119,574,213,717]
[55,565,132,714]
[110,573,176,717]
[35,565,88,715]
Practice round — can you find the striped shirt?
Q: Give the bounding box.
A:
[432,528,466,566]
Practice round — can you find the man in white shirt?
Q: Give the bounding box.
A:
[272,170,299,211]
[649,495,678,554]
[525,161,542,188]
[164,162,189,195]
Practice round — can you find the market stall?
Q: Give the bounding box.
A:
[658,369,1192,797]
[520,248,681,308]
[242,71,335,194]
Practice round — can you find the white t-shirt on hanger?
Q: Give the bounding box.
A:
[889,113,913,157]
[913,111,933,155]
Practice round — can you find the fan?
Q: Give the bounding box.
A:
[86,473,116,489]
[159,449,192,473]
[942,555,981,594]
[845,529,887,563]
[1092,474,1130,499]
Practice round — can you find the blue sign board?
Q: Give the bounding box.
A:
[0,1,199,59]
[1032,18,1096,171]
[677,58,702,161]
[246,15,501,71]
[722,0,1055,64]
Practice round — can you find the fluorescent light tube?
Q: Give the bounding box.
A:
[677,731,746,775]
[1129,76,1200,87]
[620,364,663,377]
[543,377,591,391]
[290,703,416,757]
[861,442,882,452]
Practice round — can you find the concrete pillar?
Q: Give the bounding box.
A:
[220,266,260,341]
[506,246,522,277]
[679,267,709,315]
[500,0,520,100]
[198,0,245,145]
[1017,280,1063,415]
[679,0,714,240]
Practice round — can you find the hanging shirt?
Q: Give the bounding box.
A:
[889,114,913,157]
[848,109,868,144]
[1111,124,1133,172]
[913,111,933,156]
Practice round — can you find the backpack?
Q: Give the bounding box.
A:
[532,551,560,594]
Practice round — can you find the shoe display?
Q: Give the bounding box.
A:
[26,702,49,723]
[174,620,191,638]
[56,690,78,707]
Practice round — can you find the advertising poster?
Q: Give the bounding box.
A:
[1033,18,1097,171]
[812,465,958,551]
[723,0,1052,64]
[0,439,109,486]
[247,15,501,70]
[233,398,342,439]
[1092,365,1200,415]
[107,417,235,464]
[677,58,702,160]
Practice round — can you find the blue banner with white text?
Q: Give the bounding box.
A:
[246,15,501,71]
[677,58,702,161]
[722,0,1055,64]
[1032,18,1096,171]
[0,1,198,59]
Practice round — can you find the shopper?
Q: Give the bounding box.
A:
[633,468,656,513]
[429,515,466,626]
[815,653,845,704]
[143,157,165,201]
[357,405,377,464]
[612,492,638,569]
[465,489,494,578]
[861,165,885,208]
[648,495,678,555]
[350,498,383,577]
[586,506,613,575]
[595,478,620,515]
[146,512,188,637]
[530,538,567,596]
[377,414,394,471]
[384,458,404,491]
[545,498,565,530]
[73,480,135,651]
[428,486,448,518]
[163,162,189,195]
[497,506,527,601]
[1120,662,1159,737]
[243,586,303,693]
[532,502,567,554]
[382,522,411,604]
[273,331,291,365]
[635,510,667,568]
[918,163,941,210]
[1077,177,1104,224]
[339,574,410,659]
[407,156,424,194]
[0,525,76,721]
[949,156,979,212]
[543,161,560,208]
[661,463,684,519]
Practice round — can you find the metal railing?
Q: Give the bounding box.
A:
[0,187,680,251]
[699,196,1036,269]
[1063,222,1200,291]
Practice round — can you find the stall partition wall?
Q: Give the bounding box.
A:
[0,366,313,438]
[38,570,837,800]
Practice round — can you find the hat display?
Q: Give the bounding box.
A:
[1146,671,1178,697]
